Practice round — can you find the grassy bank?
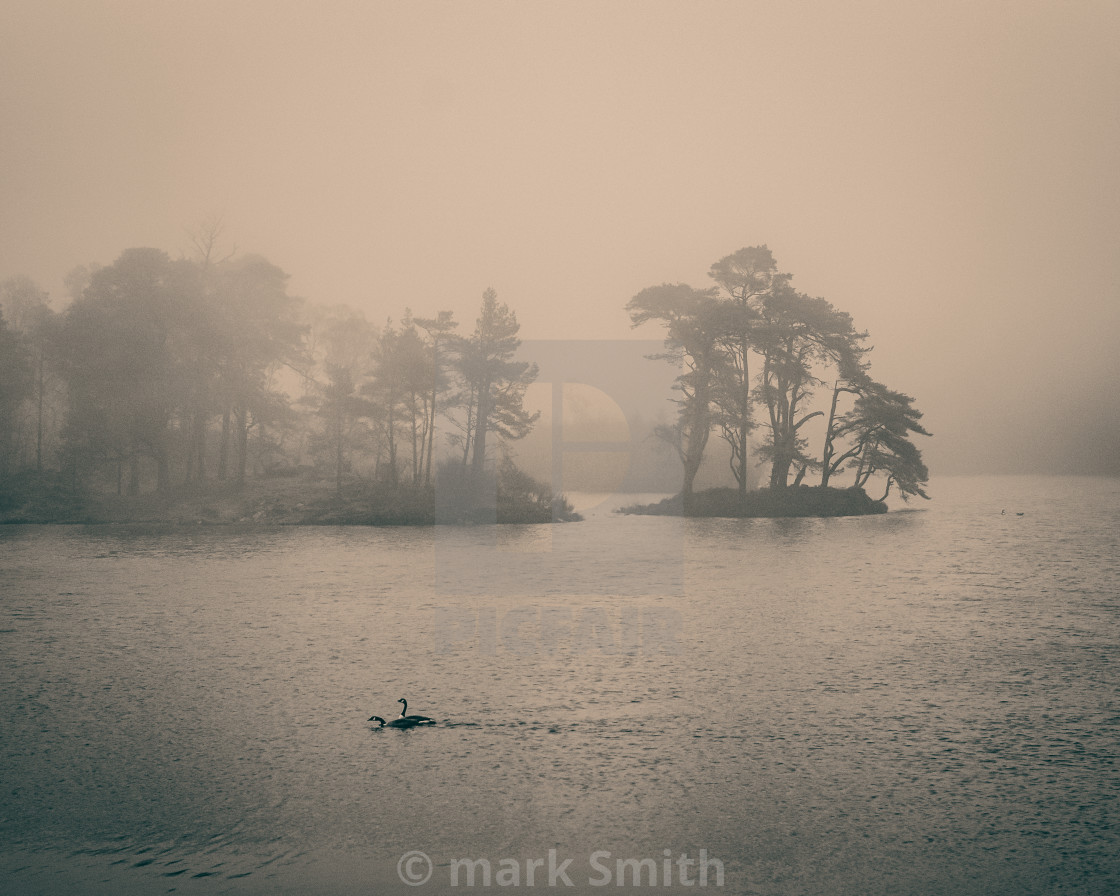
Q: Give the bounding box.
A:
[0,467,581,526]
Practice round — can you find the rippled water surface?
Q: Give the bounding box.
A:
[2,476,1119,894]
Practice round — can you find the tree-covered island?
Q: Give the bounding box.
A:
[0,236,572,524]
[622,245,930,518]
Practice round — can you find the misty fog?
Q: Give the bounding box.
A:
[2,1,1118,480]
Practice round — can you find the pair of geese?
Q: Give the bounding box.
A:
[369,698,435,730]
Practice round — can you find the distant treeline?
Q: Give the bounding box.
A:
[627,245,930,505]
[0,239,538,505]
[0,239,929,515]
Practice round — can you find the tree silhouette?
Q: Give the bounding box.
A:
[452,289,539,474]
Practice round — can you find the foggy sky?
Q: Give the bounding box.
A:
[3,1,1118,475]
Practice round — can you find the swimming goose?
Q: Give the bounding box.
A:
[397,698,435,724]
[369,715,423,729]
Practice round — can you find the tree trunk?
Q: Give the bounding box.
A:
[681,405,710,503]
[424,348,438,486]
[409,392,419,483]
[156,448,169,493]
[194,410,206,482]
[128,453,140,496]
[682,442,705,501]
[459,388,475,468]
[184,420,196,484]
[218,408,230,481]
[877,476,893,502]
[820,381,841,487]
[770,433,793,488]
[736,336,750,501]
[35,348,44,474]
[335,405,344,495]
[737,429,748,500]
[235,406,248,487]
[425,390,436,486]
[471,378,491,474]
[681,355,714,503]
[770,460,786,489]
[386,403,398,486]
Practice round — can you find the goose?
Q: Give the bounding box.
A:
[369,715,423,730]
[397,698,435,724]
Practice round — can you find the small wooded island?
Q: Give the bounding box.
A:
[619,245,931,518]
[0,241,928,524]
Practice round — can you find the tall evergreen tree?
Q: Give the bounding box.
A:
[452,289,539,474]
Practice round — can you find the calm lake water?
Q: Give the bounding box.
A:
[2,476,1119,895]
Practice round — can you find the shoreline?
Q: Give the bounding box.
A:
[0,475,581,527]
[619,485,888,519]
[1,482,890,526]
